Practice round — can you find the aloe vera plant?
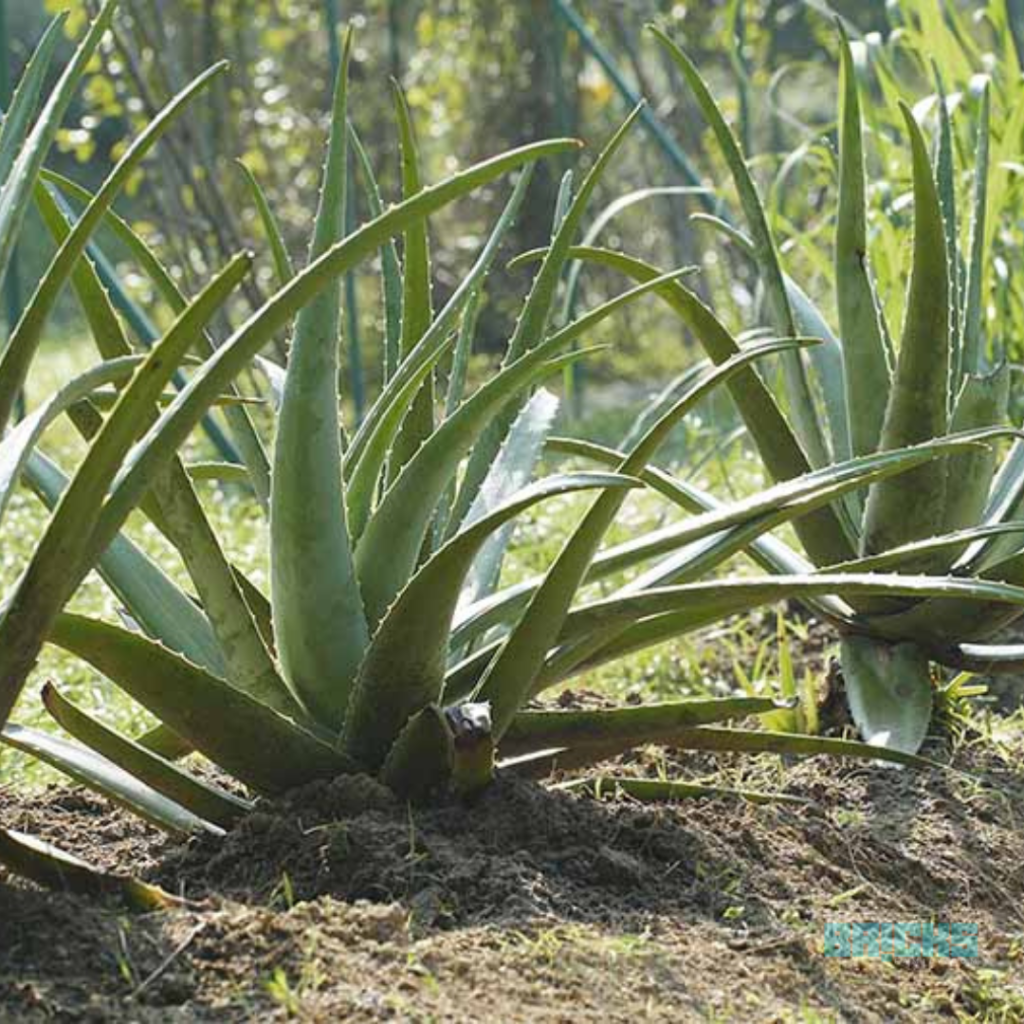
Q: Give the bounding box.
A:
[562,23,1024,755]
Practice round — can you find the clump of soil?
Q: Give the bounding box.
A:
[3,733,1024,1022]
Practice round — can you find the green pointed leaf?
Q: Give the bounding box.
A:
[455,107,642,531]
[0,55,229,432]
[500,696,790,758]
[1,136,580,736]
[342,471,637,770]
[355,267,692,627]
[0,253,253,731]
[47,614,351,795]
[836,24,892,458]
[960,83,991,376]
[24,450,227,678]
[861,103,951,561]
[270,31,367,729]
[1,723,219,835]
[343,169,535,541]
[840,635,933,754]
[388,80,436,482]
[237,160,294,286]
[650,24,830,470]
[0,1,115,344]
[477,338,811,737]
[542,244,856,566]
[42,682,250,830]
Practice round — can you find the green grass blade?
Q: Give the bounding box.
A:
[270,31,368,728]
[836,24,892,459]
[42,682,250,830]
[861,103,951,561]
[1,722,219,835]
[47,613,351,795]
[0,56,228,432]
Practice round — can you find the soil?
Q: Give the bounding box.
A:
[2,732,1023,1022]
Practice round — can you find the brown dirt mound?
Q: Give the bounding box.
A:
[3,738,1024,1022]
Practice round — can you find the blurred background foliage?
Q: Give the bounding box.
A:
[7,1,1023,423]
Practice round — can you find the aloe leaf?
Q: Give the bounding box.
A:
[343,169,535,541]
[270,31,367,729]
[20,138,579,737]
[650,25,830,471]
[0,1,115,344]
[827,521,1024,575]
[477,338,810,738]
[41,183,284,713]
[0,15,65,187]
[342,472,637,771]
[47,614,351,794]
[960,82,990,377]
[933,67,961,382]
[387,80,436,483]
[24,450,227,678]
[355,267,691,627]
[500,696,789,757]
[0,54,228,433]
[34,185,281,705]
[43,169,272,507]
[0,356,140,524]
[0,254,253,730]
[836,25,892,460]
[861,103,951,561]
[379,705,454,803]
[41,682,250,830]
[840,635,933,754]
[455,107,642,530]
[237,160,294,286]
[349,122,402,382]
[547,244,856,566]
[185,461,252,485]
[0,827,175,909]
[456,388,560,613]
[940,364,1009,543]
[693,212,851,470]
[1,723,219,835]
[452,430,1010,658]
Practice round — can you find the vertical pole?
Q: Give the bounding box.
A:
[0,0,25,419]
